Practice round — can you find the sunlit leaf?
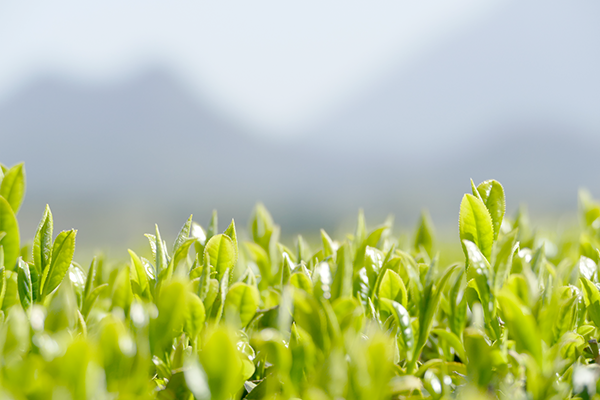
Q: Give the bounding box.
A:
[40,229,77,299]
[459,194,494,261]
[204,234,235,281]
[475,179,505,241]
[0,163,25,214]
[224,282,259,327]
[0,196,20,270]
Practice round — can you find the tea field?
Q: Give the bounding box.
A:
[1,161,600,399]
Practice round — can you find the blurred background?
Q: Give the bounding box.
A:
[2,0,600,256]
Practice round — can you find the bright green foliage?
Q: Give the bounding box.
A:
[0,196,19,270]
[0,162,25,214]
[459,193,494,261]
[5,163,600,399]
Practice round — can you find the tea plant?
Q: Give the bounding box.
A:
[1,161,600,399]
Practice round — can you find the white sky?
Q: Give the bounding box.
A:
[0,1,506,134]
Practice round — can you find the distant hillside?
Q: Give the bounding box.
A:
[307,0,600,156]
[3,0,600,251]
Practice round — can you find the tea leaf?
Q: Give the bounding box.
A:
[0,196,20,270]
[459,194,494,261]
[0,163,25,214]
[475,180,505,241]
[41,229,77,299]
[33,204,53,277]
[224,282,259,327]
[17,258,32,310]
[204,234,236,281]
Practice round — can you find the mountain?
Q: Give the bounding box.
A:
[306,0,600,157]
[3,0,600,251]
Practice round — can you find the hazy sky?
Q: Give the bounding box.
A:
[0,0,506,135]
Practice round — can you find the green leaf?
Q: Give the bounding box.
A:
[0,163,25,214]
[154,225,168,278]
[198,256,211,301]
[476,180,506,241]
[224,282,259,327]
[355,209,367,246]
[81,283,108,318]
[128,249,149,295]
[414,210,435,256]
[169,237,197,276]
[330,244,352,300]
[200,327,245,400]
[290,271,313,293]
[83,257,98,301]
[496,289,542,365]
[378,269,408,307]
[463,240,498,339]
[0,196,20,270]
[459,193,494,261]
[33,205,53,277]
[151,280,187,356]
[213,269,230,323]
[448,269,467,337]
[173,214,193,254]
[17,258,32,310]
[206,210,219,243]
[204,234,236,281]
[553,294,578,344]
[185,292,206,340]
[432,328,466,362]
[224,219,238,262]
[250,203,275,252]
[40,229,77,299]
[580,277,600,328]
[380,298,415,362]
[0,260,6,309]
[464,328,494,388]
[492,228,518,291]
[321,229,336,259]
[184,359,211,400]
[111,266,133,313]
[354,224,389,271]
[409,263,459,373]
[296,235,311,262]
[279,252,294,288]
[244,242,271,284]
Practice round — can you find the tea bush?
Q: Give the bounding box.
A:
[1,161,600,399]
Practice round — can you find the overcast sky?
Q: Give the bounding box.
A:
[0,0,506,135]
